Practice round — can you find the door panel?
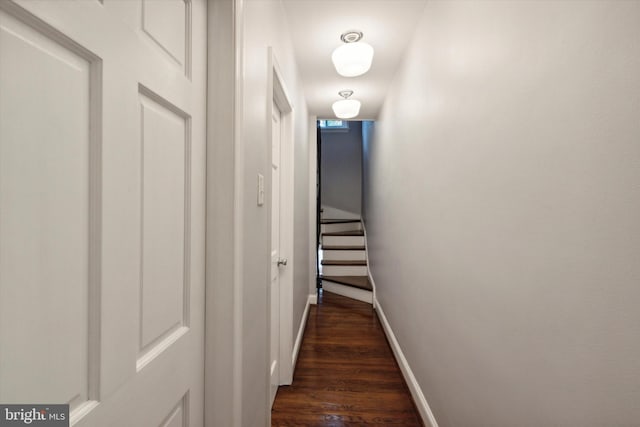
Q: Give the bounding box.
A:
[139,88,188,356]
[159,394,188,427]
[0,8,94,410]
[0,0,206,425]
[141,0,187,71]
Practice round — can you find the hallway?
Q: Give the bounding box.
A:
[271,291,422,426]
[1,0,639,425]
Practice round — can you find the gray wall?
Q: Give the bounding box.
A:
[361,121,374,222]
[363,1,640,426]
[321,121,362,216]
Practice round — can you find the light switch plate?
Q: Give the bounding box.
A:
[257,173,264,206]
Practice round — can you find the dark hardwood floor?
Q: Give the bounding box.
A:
[271,291,423,426]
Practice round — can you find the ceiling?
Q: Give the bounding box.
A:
[281,0,427,120]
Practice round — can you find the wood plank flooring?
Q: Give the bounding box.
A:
[271,291,423,426]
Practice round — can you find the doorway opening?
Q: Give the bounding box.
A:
[268,49,296,411]
[315,120,374,304]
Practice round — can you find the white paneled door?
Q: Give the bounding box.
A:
[269,101,282,407]
[0,1,206,425]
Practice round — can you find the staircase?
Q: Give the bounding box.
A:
[320,219,373,304]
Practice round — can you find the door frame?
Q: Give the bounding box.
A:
[308,115,319,300]
[204,0,244,425]
[267,48,295,389]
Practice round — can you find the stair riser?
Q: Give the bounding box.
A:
[322,235,365,246]
[321,265,368,276]
[322,250,366,261]
[322,281,373,304]
[321,222,362,233]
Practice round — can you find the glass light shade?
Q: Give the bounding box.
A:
[332,99,361,119]
[331,42,374,77]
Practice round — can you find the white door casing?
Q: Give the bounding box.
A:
[0,0,206,425]
[269,101,282,407]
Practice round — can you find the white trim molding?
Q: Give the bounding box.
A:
[375,297,439,427]
[308,115,318,297]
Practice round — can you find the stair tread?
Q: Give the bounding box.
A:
[321,245,365,251]
[320,219,361,224]
[321,275,373,291]
[321,260,367,266]
[322,230,364,236]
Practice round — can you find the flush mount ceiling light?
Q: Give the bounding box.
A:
[331,30,374,77]
[332,90,361,119]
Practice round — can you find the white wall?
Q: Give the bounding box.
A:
[241,0,310,425]
[321,121,362,217]
[364,2,640,426]
[292,108,311,344]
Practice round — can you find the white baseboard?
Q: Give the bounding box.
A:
[369,271,377,310]
[322,280,373,304]
[375,297,439,427]
[292,294,314,368]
